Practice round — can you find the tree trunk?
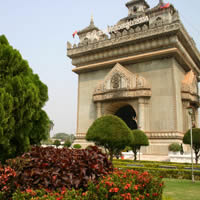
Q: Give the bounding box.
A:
[194,149,199,164]
[133,147,137,161]
[109,150,113,162]
[195,152,198,164]
[104,147,109,156]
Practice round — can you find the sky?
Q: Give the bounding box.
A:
[0,0,200,136]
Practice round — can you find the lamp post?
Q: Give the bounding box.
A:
[187,106,195,182]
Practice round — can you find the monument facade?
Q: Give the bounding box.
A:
[67,0,200,155]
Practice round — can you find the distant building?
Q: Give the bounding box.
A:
[67,0,200,155]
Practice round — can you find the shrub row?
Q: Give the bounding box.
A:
[113,159,200,170]
[114,164,200,180]
[12,169,164,200]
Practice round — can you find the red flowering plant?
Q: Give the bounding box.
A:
[0,165,17,199]
[12,187,89,200]
[12,169,164,200]
[87,169,164,200]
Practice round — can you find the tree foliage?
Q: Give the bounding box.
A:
[129,129,149,161]
[53,133,75,142]
[53,140,61,148]
[0,35,49,162]
[183,128,200,164]
[86,115,133,161]
[63,140,72,148]
[168,143,181,152]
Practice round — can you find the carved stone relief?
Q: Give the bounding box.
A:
[111,73,121,89]
[181,70,198,103]
[93,63,151,102]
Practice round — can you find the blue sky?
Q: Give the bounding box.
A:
[0,0,200,136]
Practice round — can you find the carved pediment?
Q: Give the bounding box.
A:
[181,70,199,103]
[93,63,151,102]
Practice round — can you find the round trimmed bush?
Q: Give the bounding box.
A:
[86,115,134,161]
[183,128,200,164]
[129,129,149,160]
[63,140,72,148]
[73,144,82,149]
[53,140,61,147]
[168,143,181,152]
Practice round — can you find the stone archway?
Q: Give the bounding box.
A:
[115,105,138,130]
[93,63,151,131]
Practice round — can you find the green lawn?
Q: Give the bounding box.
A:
[163,178,200,200]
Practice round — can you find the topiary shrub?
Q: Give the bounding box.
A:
[183,128,200,164]
[86,115,133,161]
[73,144,82,149]
[63,140,72,148]
[129,129,149,161]
[53,140,61,148]
[7,146,113,191]
[168,143,181,152]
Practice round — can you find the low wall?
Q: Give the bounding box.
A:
[169,153,197,163]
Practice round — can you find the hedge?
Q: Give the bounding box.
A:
[113,164,200,180]
[113,159,200,170]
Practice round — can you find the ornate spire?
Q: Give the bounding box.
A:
[90,14,94,26]
[77,14,99,35]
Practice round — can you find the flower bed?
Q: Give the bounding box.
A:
[0,146,164,199]
[12,169,164,200]
[0,166,17,199]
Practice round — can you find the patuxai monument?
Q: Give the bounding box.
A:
[67,0,200,155]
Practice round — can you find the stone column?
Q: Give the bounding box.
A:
[96,102,102,118]
[182,100,190,131]
[138,98,145,130]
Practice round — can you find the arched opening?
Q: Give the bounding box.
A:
[115,105,138,130]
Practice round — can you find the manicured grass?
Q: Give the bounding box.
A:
[163,178,200,200]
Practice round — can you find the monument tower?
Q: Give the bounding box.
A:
[67,0,200,155]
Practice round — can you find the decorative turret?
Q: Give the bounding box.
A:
[146,0,177,28]
[77,16,100,43]
[148,0,173,13]
[125,0,149,16]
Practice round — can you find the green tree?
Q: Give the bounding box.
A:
[86,115,133,161]
[129,129,149,161]
[183,128,200,164]
[0,35,49,162]
[53,140,61,148]
[63,140,72,148]
[53,133,75,142]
